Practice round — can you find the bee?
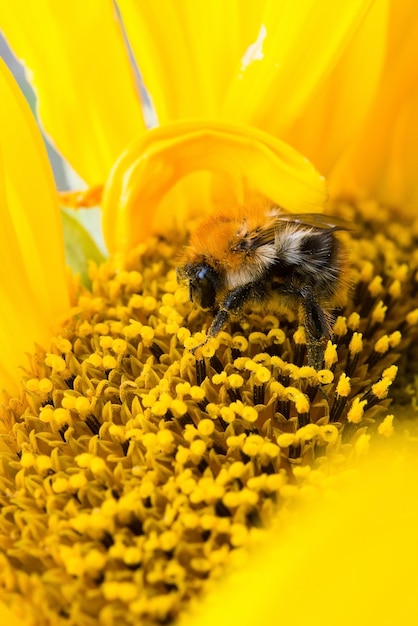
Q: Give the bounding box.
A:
[178,201,349,369]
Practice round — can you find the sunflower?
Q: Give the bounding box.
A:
[1,2,418,625]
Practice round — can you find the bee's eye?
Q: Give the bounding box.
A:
[190,265,218,310]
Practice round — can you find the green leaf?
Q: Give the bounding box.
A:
[61,208,106,288]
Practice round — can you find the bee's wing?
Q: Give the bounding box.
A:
[275,212,352,232]
[252,212,351,247]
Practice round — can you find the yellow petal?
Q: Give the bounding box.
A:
[222,0,375,135]
[102,120,327,253]
[116,0,264,122]
[0,0,146,185]
[284,0,388,177]
[180,442,418,626]
[330,0,418,208]
[0,60,70,394]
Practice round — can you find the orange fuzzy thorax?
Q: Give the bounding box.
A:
[186,203,281,270]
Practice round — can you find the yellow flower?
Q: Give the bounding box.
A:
[1,2,418,625]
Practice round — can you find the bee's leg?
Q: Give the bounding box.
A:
[207,283,256,339]
[299,288,332,370]
[192,283,255,352]
[190,284,256,354]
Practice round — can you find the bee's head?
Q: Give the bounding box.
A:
[178,262,221,310]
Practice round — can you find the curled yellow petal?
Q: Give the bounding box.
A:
[0,0,146,184]
[102,120,327,253]
[0,60,70,394]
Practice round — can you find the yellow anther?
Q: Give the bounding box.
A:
[212,372,227,385]
[159,530,178,552]
[347,312,360,330]
[220,406,236,423]
[333,316,347,336]
[52,478,69,493]
[393,263,409,281]
[368,275,383,297]
[378,414,395,438]
[171,399,188,418]
[197,419,215,436]
[78,321,93,336]
[371,301,387,324]
[205,403,220,419]
[177,327,192,343]
[267,328,286,344]
[359,261,374,282]
[86,353,103,368]
[371,377,392,399]
[124,321,142,338]
[406,308,418,326]
[52,337,73,353]
[382,365,398,381]
[75,396,91,416]
[111,338,127,355]
[317,370,334,384]
[143,296,157,312]
[226,434,247,450]
[324,342,338,369]
[228,374,244,389]
[189,385,206,401]
[99,336,113,349]
[388,279,402,299]
[319,425,339,444]
[175,447,189,465]
[293,327,306,345]
[349,332,363,355]
[388,331,401,347]
[36,455,53,473]
[261,442,280,458]
[53,408,70,426]
[75,453,93,468]
[374,335,389,354]
[102,355,117,369]
[129,294,144,309]
[228,461,246,478]
[286,388,310,413]
[248,332,266,345]
[45,354,66,372]
[151,401,170,417]
[346,398,367,423]
[297,424,320,441]
[190,439,206,458]
[336,373,351,397]
[232,336,249,351]
[25,378,40,392]
[277,433,297,448]
[68,473,88,489]
[20,452,36,468]
[255,366,271,384]
[90,457,107,474]
[140,326,155,343]
[241,406,258,423]
[39,378,54,393]
[95,323,110,335]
